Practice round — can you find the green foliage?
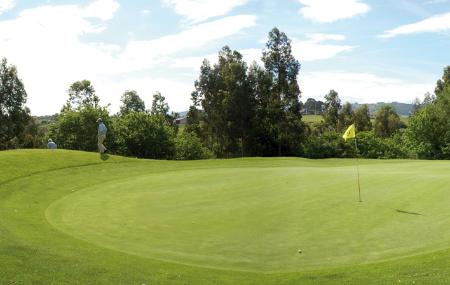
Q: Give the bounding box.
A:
[337,102,353,131]
[373,105,402,137]
[65,80,99,110]
[50,107,111,152]
[302,130,407,159]
[261,27,304,156]
[353,104,372,131]
[0,58,31,150]
[303,98,324,115]
[356,131,407,159]
[185,106,203,138]
[407,104,450,159]
[192,46,255,157]
[21,117,47,148]
[175,131,212,160]
[323,90,341,131]
[114,112,175,159]
[150,91,169,117]
[302,132,354,158]
[405,67,450,159]
[120,90,145,115]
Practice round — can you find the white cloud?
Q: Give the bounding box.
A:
[425,0,448,4]
[301,71,433,103]
[379,12,450,38]
[119,15,257,72]
[0,2,121,115]
[0,0,16,14]
[96,77,194,113]
[292,34,356,61]
[84,0,120,21]
[298,0,369,23]
[163,0,250,23]
[0,0,256,115]
[169,48,262,71]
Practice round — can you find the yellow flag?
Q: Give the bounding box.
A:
[343,124,356,142]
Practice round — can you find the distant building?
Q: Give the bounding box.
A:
[175,117,187,125]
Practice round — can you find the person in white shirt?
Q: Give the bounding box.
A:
[47,139,57,150]
[97,118,107,154]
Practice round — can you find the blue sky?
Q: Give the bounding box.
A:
[0,0,449,115]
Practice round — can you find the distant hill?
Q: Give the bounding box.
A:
[352,102,413,117]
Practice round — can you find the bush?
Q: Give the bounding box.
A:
[49,107,112,152]
[175,131,212,160]
[115,112,175,159]
[301,132,354,158]
[356,131,407,159]
[301,131,408,159]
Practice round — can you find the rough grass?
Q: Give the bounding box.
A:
[1,150,450,284]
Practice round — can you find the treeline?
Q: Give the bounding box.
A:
[1,28,450,160]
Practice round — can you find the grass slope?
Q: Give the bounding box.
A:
[1,150,450,284]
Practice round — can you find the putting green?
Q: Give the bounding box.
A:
[4,150,450,284]
[46,162,450,272]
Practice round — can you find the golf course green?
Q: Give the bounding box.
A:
[1,150,450,284]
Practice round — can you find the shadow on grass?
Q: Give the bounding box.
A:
[396,209,424,216]
[100,153,110,161]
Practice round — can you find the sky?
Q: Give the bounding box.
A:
[0,0,449,115]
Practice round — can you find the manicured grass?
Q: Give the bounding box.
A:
[1,150,450,284]
[303,114,324,123]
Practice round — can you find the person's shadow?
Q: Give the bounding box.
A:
[100,153,110,161]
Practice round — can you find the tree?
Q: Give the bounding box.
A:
[262,27,304,155]
[51,80,113,152]
[407,105,449,159]
[185,105,203,138]
[435,66,450,98]
[338,102,353,130]
[175,131,211,160]
[407,67,450,159]
[0,58,30,150]
[120,90,145,114]
[22,117,47,148]
[151,91,169,117]
[353,104,372,131]
[303,98,323,115]
[50,107,111,151]
[115,112,175,159]
[373,105,401,137]
[247,62,277,156]
[192,47,255,157]
[411,97,422,115]
[323,90,341,131]
[65,80,99,110]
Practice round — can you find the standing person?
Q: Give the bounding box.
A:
[47,139,57,149]
[97,118,107,153]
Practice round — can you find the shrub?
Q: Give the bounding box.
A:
[175,131,212,160]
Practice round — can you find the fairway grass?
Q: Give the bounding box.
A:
[1,150,450,284]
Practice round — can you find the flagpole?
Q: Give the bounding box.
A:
[354,136,362,202]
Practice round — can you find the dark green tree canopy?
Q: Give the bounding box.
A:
[262,27,301,115]
[374,105,401,137]
[338,102,353,131]
[323,90,341,130]
[0,58,30,150]
[65,80,99,110]
[151,91,169,117]
[353,104,372,132]
[120,90,145,115]
[435,66,450,97]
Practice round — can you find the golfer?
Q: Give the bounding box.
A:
[97,118,107,154]
[47,139,57,149]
